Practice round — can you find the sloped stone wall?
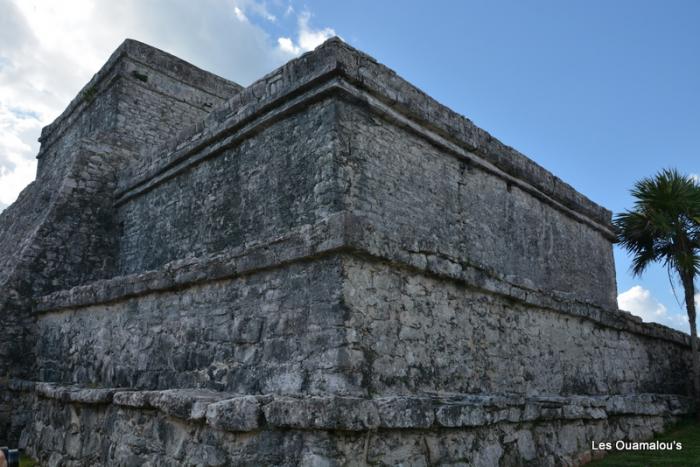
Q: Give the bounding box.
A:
[0,141,128,446]
[0,41,242,447]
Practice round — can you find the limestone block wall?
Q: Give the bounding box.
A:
[0,140,129,443]
[14,241,695,465]
[0,40,242,446]
[35,87,121,184]
[0,39,242,303]
[36,256,357,395]
[7,387,689,466]
[115,99,344,274]
[37,39,241,180]
[1,37,697,465]
[342,257,689,398]
[337,101,616,309]
[0,141,129,375]
[32,250,691,399]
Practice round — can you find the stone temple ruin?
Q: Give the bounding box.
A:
[0,38,695,466]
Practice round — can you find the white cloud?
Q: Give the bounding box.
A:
[297,12,336,51]
[618,285,694,333]
[240,0,276,22]
[277,37,298,54]
[691,173,699,183]
[618,285,669,321]
[0,105,38,206]
[233,6,248,22]
[0,0,335,212]
[277,10,336,55]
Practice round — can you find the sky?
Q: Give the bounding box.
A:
[0,0,698,332]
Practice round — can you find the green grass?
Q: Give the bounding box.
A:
[20,454,38,467]
[590,419,700,466]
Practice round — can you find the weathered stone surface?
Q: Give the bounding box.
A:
[0,36,697,466]
[264,396,380,431]
[112,390,156,408]
[205,396,263,432]
[34,383,116,405]
[376,396,435,428]
[37,39,241,178]
[0,39,242,447]
[148,389,227,421]
[12,381,690,431]
[343,257,689,397]
[36,257,359,395]
[5,380,694,465]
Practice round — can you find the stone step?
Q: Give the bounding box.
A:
[6,379,693,434]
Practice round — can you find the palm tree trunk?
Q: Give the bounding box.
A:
[682,273,700,417]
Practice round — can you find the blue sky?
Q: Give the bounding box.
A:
[0,0,698,331]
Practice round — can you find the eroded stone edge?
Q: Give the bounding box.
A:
[4,380,691,433]
[34,212,691,349]
[115,39,610,229]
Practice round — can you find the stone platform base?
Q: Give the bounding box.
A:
[5,380,690,466]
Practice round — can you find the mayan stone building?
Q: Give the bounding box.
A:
[0,38,694,466]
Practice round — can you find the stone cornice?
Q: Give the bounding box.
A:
[35,213,691,349]
[115,38,612,233]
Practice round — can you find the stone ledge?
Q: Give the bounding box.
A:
[115,74,614,242]
[35,383,118,405]
[4,380,692,433]
[343,217,691,347]
[115,75,344,205]
[34,213,692,349]
[116,38,610,230]
[35,211,348,313]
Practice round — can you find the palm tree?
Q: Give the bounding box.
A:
[614,169,700,401]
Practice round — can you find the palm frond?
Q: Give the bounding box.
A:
[614,169,700,280]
